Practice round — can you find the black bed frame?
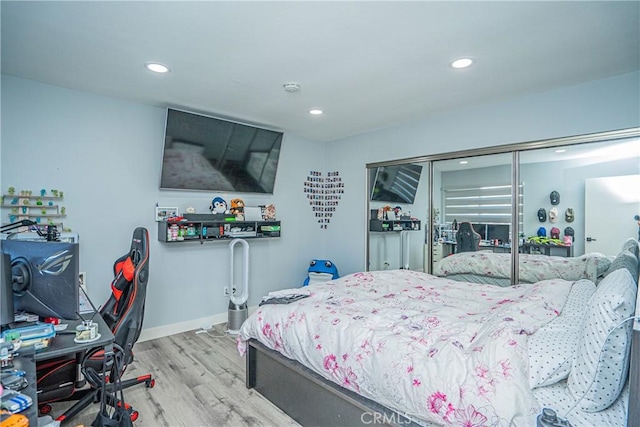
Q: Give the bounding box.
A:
[248,328,640,427]
[245,339,422,427]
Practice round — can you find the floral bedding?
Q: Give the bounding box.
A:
[238,269,574,426]
[433,252,610,284]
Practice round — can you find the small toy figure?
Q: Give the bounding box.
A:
[230,198,245,216]
[40,189,46,197]
[7,187,15,195]
[209,197,228,214]
[303,259,339,287]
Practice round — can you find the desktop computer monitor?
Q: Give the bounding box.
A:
[487,224,511,244]
[1,240,80,320]
[471,223,488,240]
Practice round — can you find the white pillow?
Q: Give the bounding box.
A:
[567,268,637,412]
[528,280,595,389]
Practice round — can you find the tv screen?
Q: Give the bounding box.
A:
[1,240,80,320]
[160,108,283,193]
[370,164,423,204]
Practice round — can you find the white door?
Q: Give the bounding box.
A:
[585,175,640,256]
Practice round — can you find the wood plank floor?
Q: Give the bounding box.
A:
[48,324,300,427]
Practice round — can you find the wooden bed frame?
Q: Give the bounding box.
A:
[245,339,423,427]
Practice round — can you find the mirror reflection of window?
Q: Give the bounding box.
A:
[431,153,514,279]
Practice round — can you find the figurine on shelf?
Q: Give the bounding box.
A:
[11,198,18,205]
[48,201,53,206]
[59,191,64,198]
[36,217,41,224]
[60,207,66,215]
[7,187,15,195]
[36,198,43,206]
[41,208,46,215]
[40,189,46,197]
[51,189,59,197]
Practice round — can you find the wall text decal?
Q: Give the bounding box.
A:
[303,171,344,229]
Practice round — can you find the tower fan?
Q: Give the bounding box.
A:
[227,238,250,334]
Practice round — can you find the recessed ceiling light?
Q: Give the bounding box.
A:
[450,57,474,69]
[145,62,170,73]
[555,149,567,153]
[309,109,323,115]
[459,160,469,165]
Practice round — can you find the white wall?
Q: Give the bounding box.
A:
[324,71,640,274]
[2,71,639,338]
[1,75,328,334]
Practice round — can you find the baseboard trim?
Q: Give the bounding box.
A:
[137,305,259,342]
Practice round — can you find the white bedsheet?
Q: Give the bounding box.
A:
[238,270,574,426]
[160,148,234,191]
[433,252,610,283]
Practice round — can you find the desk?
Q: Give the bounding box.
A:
[36,313,114,362]
[521,242,573,257]
[4,313,114,424]
[441,241,512,255]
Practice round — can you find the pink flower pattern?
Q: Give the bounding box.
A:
[238,269,572,426]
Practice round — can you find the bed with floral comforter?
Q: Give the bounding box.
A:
[238,269,575,426]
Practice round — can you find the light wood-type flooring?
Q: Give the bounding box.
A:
[47,324,300,427]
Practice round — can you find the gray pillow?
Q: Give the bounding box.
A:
[604,251,638,284]
[621,237,639,260]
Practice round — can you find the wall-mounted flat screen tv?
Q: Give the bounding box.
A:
[370,164,423,204]
[160,108,283,193]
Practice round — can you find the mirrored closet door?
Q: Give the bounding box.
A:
[430,153,515,277]
[367,161,429,272]
[366,128,640,284]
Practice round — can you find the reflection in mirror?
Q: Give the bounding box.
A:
[430,153,515,282]
[518,137,640,259]
[368,162,428,271]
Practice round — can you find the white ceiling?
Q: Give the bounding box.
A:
[2,1,639,142]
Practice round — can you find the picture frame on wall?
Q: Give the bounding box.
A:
[155,206,179,222]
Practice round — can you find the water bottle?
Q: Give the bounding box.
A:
[536,408,572,427]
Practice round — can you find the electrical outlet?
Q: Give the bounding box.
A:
[223,287,230,296]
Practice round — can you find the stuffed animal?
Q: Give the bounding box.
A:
[229,198,245,215]
[303,259,339,286]
[209,197,228,214]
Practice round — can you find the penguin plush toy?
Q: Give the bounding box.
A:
[209,197,228,214]
[303,259,339,286]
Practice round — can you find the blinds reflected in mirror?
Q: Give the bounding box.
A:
[443,184,524,240]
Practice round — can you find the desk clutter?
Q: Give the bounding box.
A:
[0,226,153,426]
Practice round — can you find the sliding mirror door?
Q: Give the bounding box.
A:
[518,136,640,261]
[367,162,429,271]
[430,153,516,279]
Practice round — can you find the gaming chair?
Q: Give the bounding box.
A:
[455,222,481,253]
[37,227,154,424]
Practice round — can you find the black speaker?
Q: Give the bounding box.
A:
[1,240,79,320]
[1,253,14,328]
